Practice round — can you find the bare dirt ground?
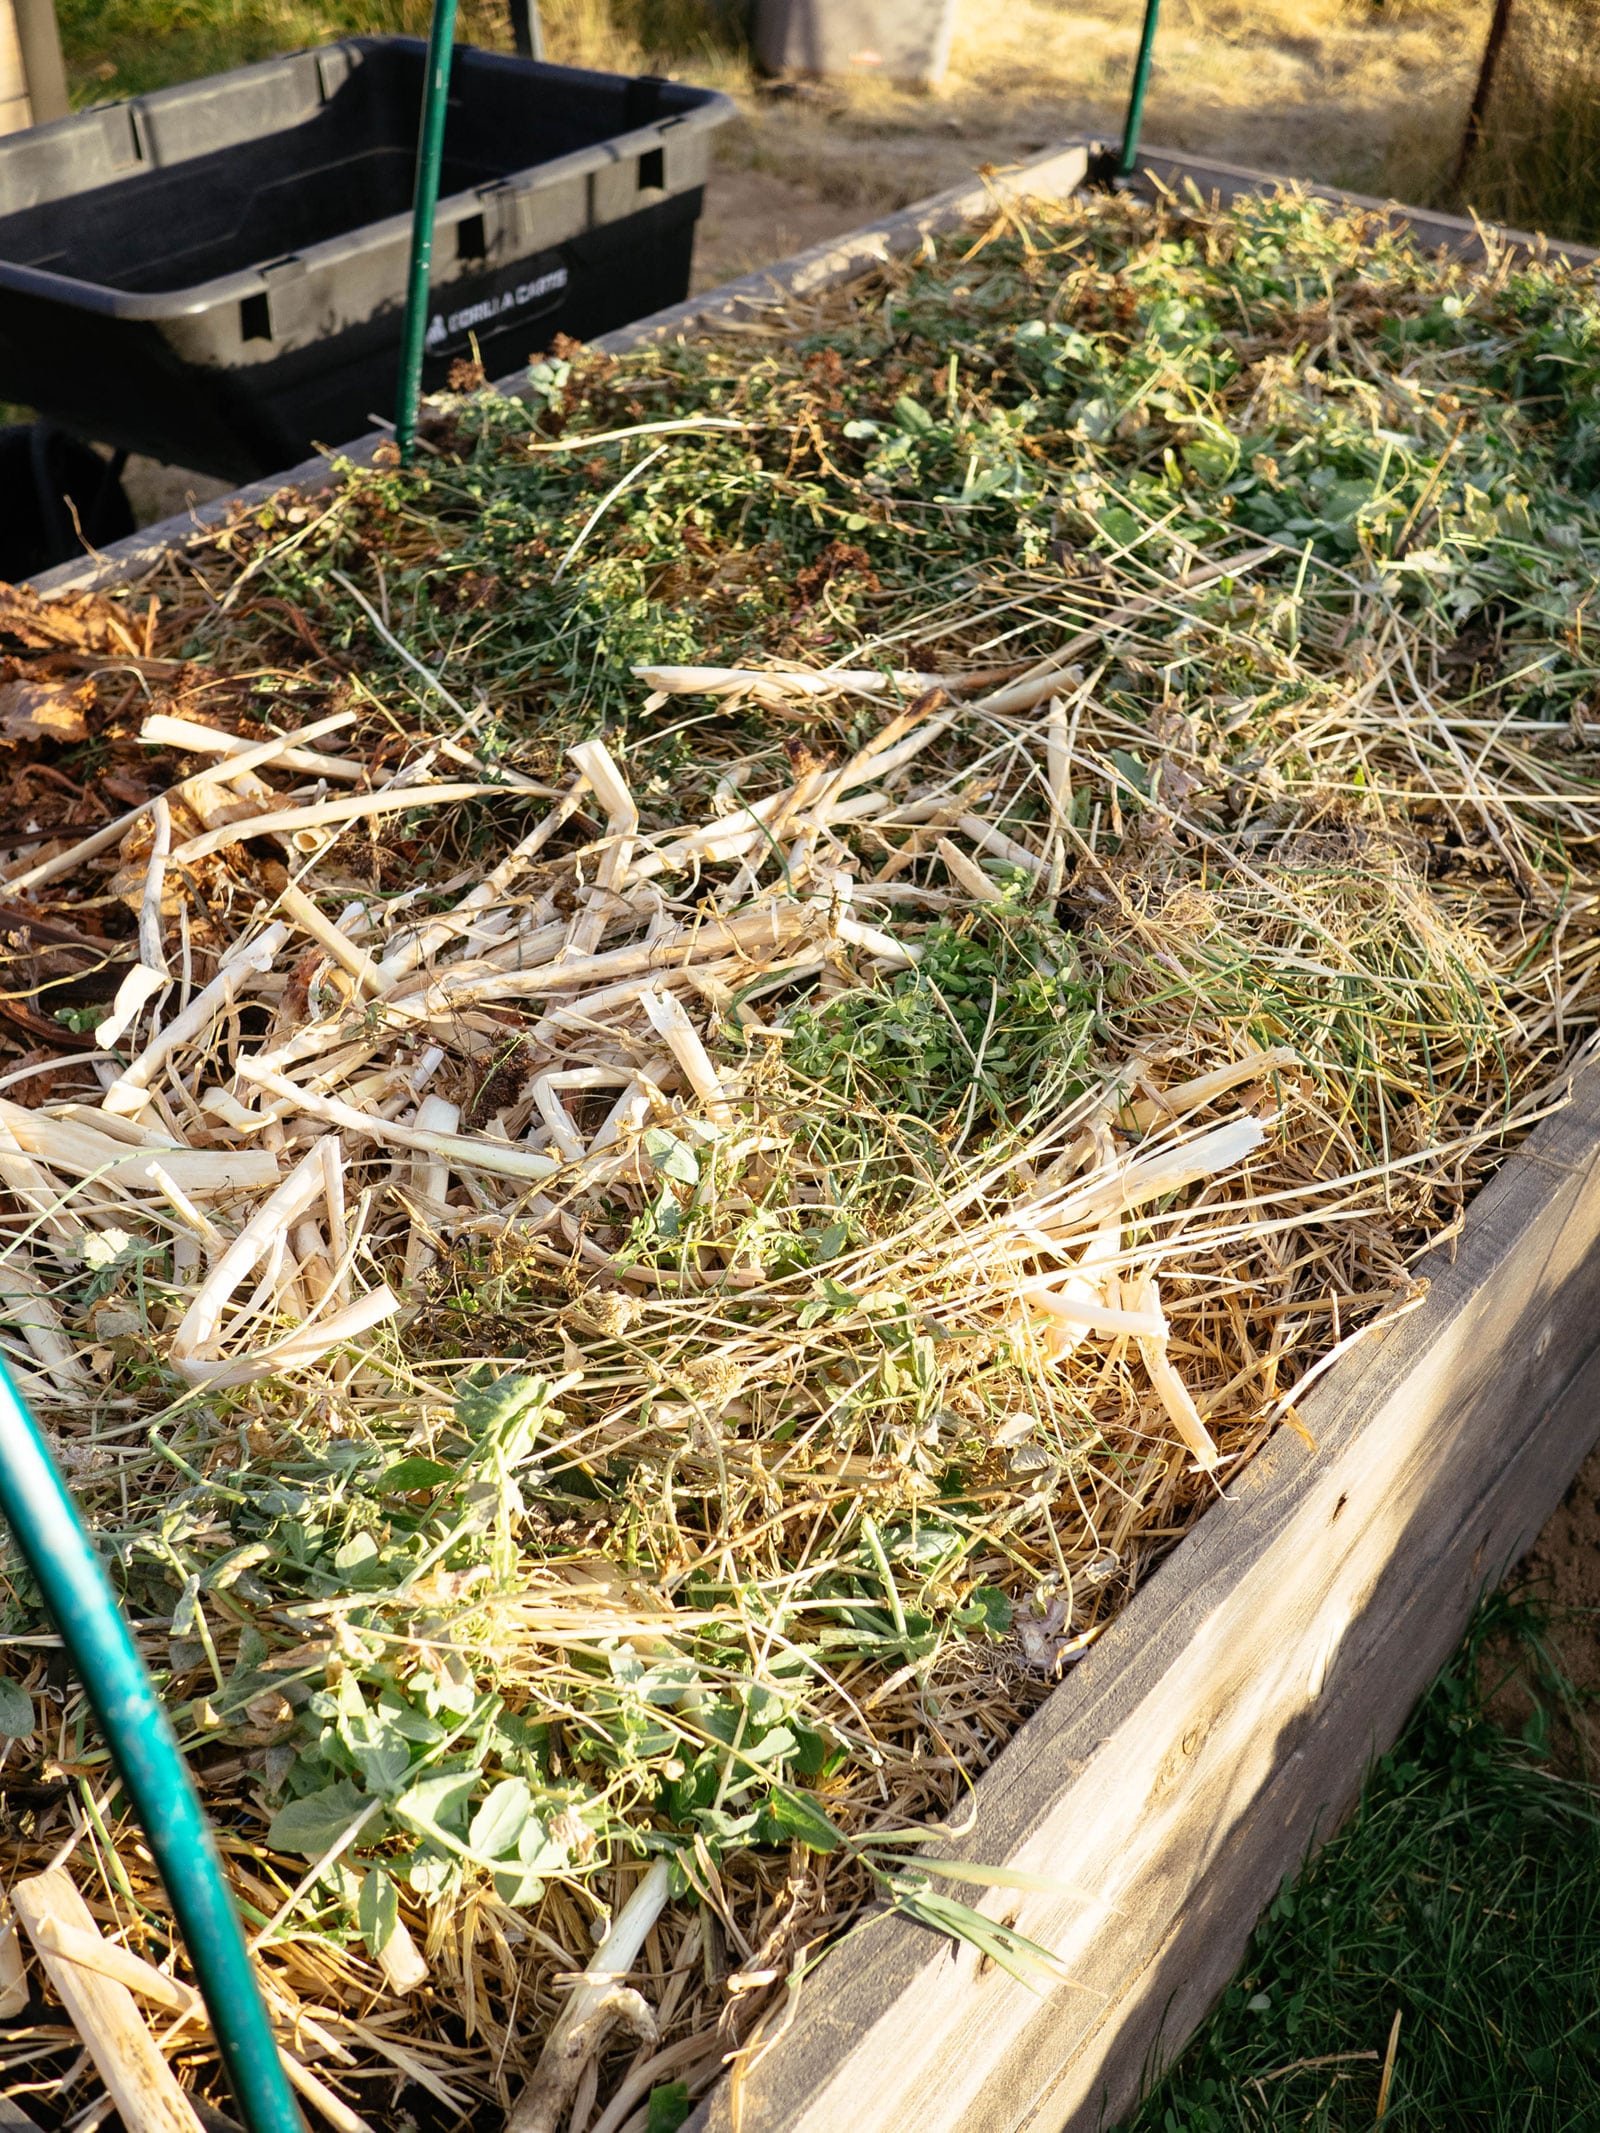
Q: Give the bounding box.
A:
[689,0,1494,286]
[584,0,1492,215]
[1487,1444,1600,1776]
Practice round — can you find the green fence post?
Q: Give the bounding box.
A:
[1118,0,1162,179]
[396,0,461,463]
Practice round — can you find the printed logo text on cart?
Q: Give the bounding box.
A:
[426,267,569,350]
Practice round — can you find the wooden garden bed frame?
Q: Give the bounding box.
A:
[26,141,1600,2133]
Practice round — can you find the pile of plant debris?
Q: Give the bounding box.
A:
[0,179,1596,2133]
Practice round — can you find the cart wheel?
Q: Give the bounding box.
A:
[0,423,135,580]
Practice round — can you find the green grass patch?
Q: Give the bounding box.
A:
[53,0,739,104]
[1126,1594,1600,2132]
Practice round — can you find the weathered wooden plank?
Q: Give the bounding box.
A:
[690,1056,1600,2133]
[1035,1333,1600,2130]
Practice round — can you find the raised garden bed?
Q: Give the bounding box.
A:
[6,143,1599,2133]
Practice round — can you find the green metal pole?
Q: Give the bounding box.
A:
[1117,0,1161,179]
[0,1359,304,2133]
[395,0,461,464]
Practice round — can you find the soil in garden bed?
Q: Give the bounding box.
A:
[0,180,1597,2133]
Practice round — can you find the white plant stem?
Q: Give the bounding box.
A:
[508,1859,673,2133]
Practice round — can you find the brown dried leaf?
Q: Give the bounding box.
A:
[0,583,138,657]
[241,1689,297,1741]
[0,678,93,744]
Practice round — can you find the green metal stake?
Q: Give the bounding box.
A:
[395,0,461,464]
[1117,0,1161,179]
[0,1359,304,2133]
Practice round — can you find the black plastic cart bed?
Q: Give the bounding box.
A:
[0,38,731,483]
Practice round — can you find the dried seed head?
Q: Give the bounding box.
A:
[54,1436,112,1476]
[567,1289,642,1339]
[548,1807,596,1860]
[682,1351,743,1404]
[689,1413,725,1456]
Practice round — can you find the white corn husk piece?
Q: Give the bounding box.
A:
[507,1858,673,2133]
[168,783,506,868]
[1021,1115,1268,1239]
[529,971,703,1047]
[935,837,1006,904]
[101,922,289,1117]
[1045,697,1072,838]
[170,1139,336,1366]
[420,899,820,1015]
[529,1069,634,1165]
[320,1136,350,1306]
[165,708,358,786]
[273,875,383,996]
[838,714,952,793]
[95,794,173,1048]
[956,813,1045,879]
[4,710,355,897]
[0,1260,93,1394]
[142,1163,222,1251]
[1129,1272,1221,1472]
[583,1075,665,1179]
[639,990,731,1123]
[178,1287,401,1391]
[631,663,943,701]
[641,789,792,877]
[565,739,639,958]
[403,1095,460,1286]
[376,782,590,987]
[234,1063,561,1183]
[0,1099,278,1200]
[138,794,172,972]
[201,1086,277,1135]
[95,965,167,1052]
[1017,1225,1138,1361]
[293,1216,336,1306]
[139,711,364,784]
[51,1105,176,1149]
[0,1114,83,1253]
[1126,1046,1299,1131]
[833,912,922,968]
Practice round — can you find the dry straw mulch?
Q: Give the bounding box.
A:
[0,181,1597,2133]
